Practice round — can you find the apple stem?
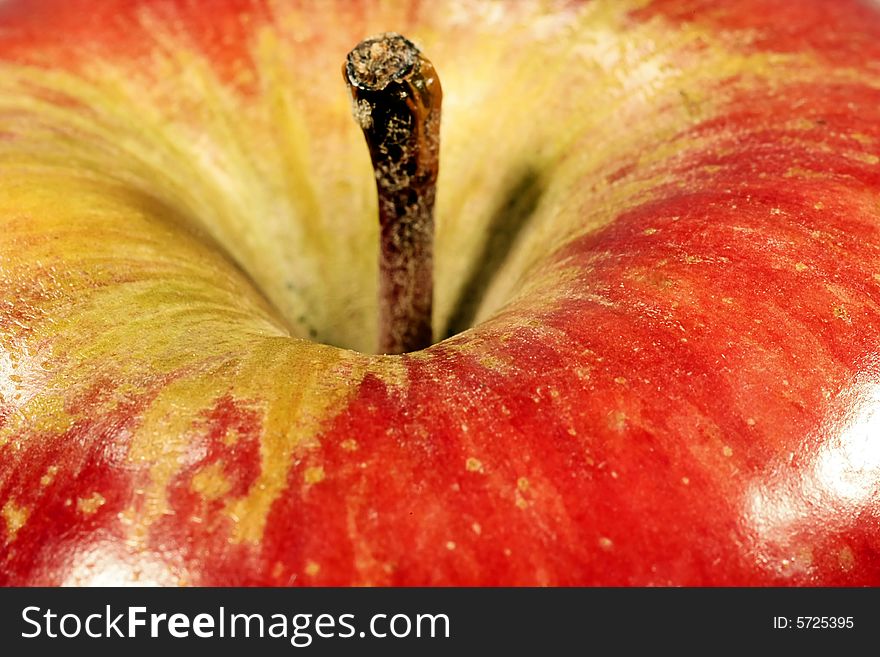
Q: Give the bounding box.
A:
[344,33,442,354]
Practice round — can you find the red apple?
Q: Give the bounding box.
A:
[1,0,880,586]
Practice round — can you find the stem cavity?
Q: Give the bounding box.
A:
[344,33,441,354]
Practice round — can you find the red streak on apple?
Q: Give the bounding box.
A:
[0,0,268,87]
[2,0,880,585]
[0,381,152,583]
[633,0,880,67]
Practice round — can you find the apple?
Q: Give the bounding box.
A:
[2,0,880,586]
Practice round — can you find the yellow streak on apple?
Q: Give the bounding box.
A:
[1,499,29,541]
[0,0,848,553]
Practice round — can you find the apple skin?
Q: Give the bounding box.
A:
[1,0,880,585]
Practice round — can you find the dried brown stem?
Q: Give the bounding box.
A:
[344,33,441,354]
